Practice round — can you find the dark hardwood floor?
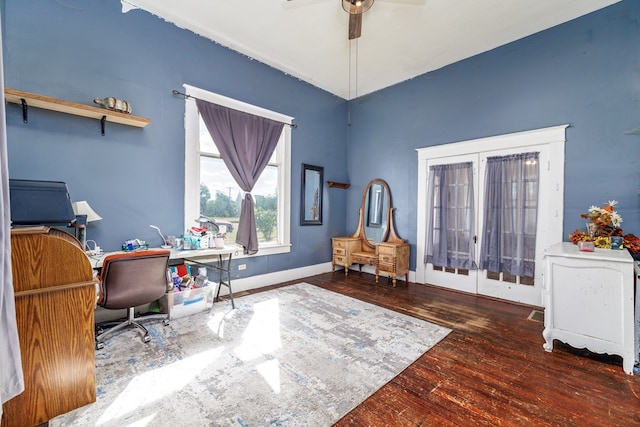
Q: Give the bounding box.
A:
[266,271,640,426]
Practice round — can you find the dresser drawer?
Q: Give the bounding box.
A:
[352,253,377,266]
[333,255,347,266]
[333,239,347,249]
[378,262,396,273]
[377,245,397,256]
[379,254,396,264]
[333,247,346,256]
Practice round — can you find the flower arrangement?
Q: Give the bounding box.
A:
[569,200,640,255]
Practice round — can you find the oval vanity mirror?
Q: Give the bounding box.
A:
[363,179,391,247]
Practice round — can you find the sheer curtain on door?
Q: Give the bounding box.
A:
[425,162,477,269]
[479,152,539,278]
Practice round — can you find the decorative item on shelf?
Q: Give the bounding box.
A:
[569,200,640,257]
[93,97,132,114]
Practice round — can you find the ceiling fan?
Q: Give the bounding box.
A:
[342,0,374,40]
[285,0,376,40]
[286,0,424,40]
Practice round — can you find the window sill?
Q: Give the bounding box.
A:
[225,242,292,259]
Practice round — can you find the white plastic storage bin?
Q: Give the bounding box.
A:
[160,283,215,319]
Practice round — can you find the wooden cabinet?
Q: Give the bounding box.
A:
[332,237,362,275]
[376,242,410,287]
[542,242,635,374]
[332,238,410,287]
[1,228,97,426]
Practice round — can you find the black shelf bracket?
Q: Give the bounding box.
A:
[20,98,28,123]
[100,115,107,136]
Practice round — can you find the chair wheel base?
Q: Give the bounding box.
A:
[162,319,170,326]
[95,342,104,350]
[143,334,151,343]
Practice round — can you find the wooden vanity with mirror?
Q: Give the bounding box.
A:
[332,178,410,287]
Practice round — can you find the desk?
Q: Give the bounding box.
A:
[90,246,237,309]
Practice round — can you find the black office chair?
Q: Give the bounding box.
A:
[95,249,171,349]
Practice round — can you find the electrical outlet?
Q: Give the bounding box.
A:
[238,264,246,271]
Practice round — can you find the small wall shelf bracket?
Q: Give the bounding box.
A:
[100,116,107,136]
[20,98,28,123]
[328,181,350,189]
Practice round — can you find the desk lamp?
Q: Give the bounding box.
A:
[150,225,172,249]
[72,200,102,251]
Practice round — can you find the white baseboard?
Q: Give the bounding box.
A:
[219,263,415,296]
[218,262,334,296]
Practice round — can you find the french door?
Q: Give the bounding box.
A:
[416,126,567,306]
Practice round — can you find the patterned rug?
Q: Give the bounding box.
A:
[51,282,450,427]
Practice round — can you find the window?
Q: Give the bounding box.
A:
[183,84,292,257]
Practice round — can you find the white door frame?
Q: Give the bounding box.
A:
[416,125,567,306]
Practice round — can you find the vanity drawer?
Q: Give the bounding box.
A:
[333,239,348,249]
[378,262,397,273]
[379,254,396,264]
[377,245,397,256]
[333,255,348,266]
[352,253,377,266]
[333,247,346,256]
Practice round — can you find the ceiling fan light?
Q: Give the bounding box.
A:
[342,0,374,15]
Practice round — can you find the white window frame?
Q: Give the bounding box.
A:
[183,84,292,258]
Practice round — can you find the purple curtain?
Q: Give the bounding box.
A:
[196,100,284,255]
[479,152,539,277]
[425,162,477,269]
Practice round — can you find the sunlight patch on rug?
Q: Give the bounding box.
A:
[51,283,451,427]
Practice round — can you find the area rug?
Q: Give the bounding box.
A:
[51,282,451,427]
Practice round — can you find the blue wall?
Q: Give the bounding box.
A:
[2,1,349,278]
[347,0,640,269]
[3,1,639,276]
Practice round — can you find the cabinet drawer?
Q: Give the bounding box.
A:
[378,262,396,273]
[352,254,377,266]
[333,248,346,256]
[379,254,396,264]
[377,245,396,256]
[333,240,348,249]
[333,255,347,266]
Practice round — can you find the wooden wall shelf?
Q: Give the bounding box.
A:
[4,88,151,134]
[328,181,350,189]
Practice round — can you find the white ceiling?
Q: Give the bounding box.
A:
[122,0,620,100]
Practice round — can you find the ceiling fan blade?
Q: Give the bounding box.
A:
[348,13,362,39]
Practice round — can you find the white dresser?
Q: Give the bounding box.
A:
[543,242,635,374]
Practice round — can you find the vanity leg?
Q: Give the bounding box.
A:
[392,277,397,287]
